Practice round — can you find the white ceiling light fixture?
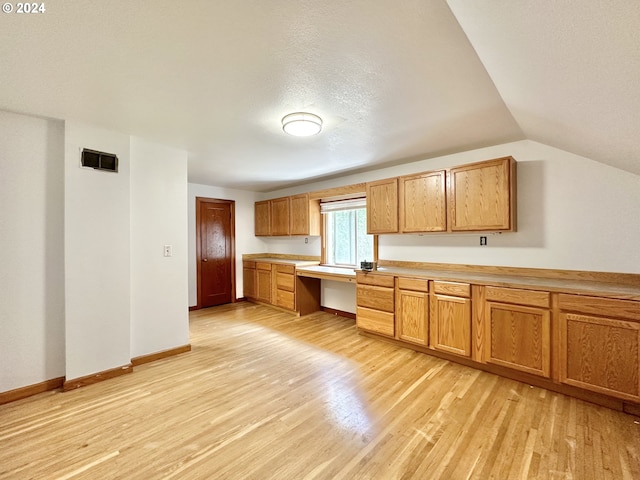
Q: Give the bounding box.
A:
[282,112,323,137]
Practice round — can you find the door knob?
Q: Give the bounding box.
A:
[203,258,208,262]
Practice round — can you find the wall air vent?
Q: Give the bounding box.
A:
[81,148,119,172]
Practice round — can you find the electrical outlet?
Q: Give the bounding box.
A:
[305,237,308,244]
[164,245,173,257]
[480,236,487,246]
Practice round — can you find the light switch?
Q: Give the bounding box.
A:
[164,245,173,257]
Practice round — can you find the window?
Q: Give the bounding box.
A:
[322,198,375,267]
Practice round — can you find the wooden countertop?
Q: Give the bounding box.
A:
[296,265,356,283]
[356,266,640,301]
[246,257,320,267]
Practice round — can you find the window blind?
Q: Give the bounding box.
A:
[320,197,366,214]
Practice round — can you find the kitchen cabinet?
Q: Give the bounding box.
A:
[395,277,429,346]
[243,261,256,299]
[484,286,551,378]
[430,281,472,357]
[366,178,398,234]
[254,194,320,237]
[270,197,290,236]
[558,294,640,402]
[448,156,516,232]
[356,272,395,337]
[254,201,271,236]
[255,262,272,303]
[275,264,296,310]
[399,171,447,233]
[289,193,321,236]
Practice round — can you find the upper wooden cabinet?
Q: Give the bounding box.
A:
[254,201,271,236]
[270,197,290,236]
[399,170,447,233]
[290,193,321,236]
[254,194,320,237]
[366,178,398,234]
[448,157,516,232]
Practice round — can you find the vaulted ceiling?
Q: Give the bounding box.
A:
[1,1,638,191]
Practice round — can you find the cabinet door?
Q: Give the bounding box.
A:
[243,264,256,299]
[399,170,446,233]
[254,201,271,236]
[366,178,398,234]
[430,294,471,357]
[396,289,429,346]
[486,302,551,377]
[290,193,320,236]
[256,269,272,303]
[270,197,290,236]
[449,157,514,231]
[560,313,640,402]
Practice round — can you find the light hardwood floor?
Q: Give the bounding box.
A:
[1,302,639,479]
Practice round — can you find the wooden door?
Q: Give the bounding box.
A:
[399,170,447,233]
[197,198,235,308]
[366,178,398,234]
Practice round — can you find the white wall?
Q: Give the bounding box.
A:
[130,138,189,358]
[187,183,265,306]
[0,111,65,392]
[64,121,132,380]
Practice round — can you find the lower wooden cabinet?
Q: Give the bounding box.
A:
[430,294,471,357]
[242,261,256,298]
[244,260,320,316]
[356,273,395,337]
[256,263,272,304]
[485,302,551,377]
[559,294,640,402]
[354,273,640,410]
[484,286,551,378]
[275,264,296,310]
[396,278,429,346]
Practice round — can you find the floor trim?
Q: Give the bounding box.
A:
[63,364,133,391]
[131,344,192,366]
[0,377,65,405]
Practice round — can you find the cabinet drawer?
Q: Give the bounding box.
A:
[256,262,272,271]
[357,285,394,312]
[276,264,295,275]
[558,294,640,322]
[243,260,256,269]
[433,281,470,298]
[356,272,395,288]
[486,286,550,308]
[276,272,295,292]
[276,290,295,310]
[396,277,429,292]
[356,306,395,337]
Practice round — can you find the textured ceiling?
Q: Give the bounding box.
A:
[447,0,640,176]
[0,1,637,191]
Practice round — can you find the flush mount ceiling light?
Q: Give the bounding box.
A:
[282,112,323,136]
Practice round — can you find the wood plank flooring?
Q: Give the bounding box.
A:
[1,302,639,479]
